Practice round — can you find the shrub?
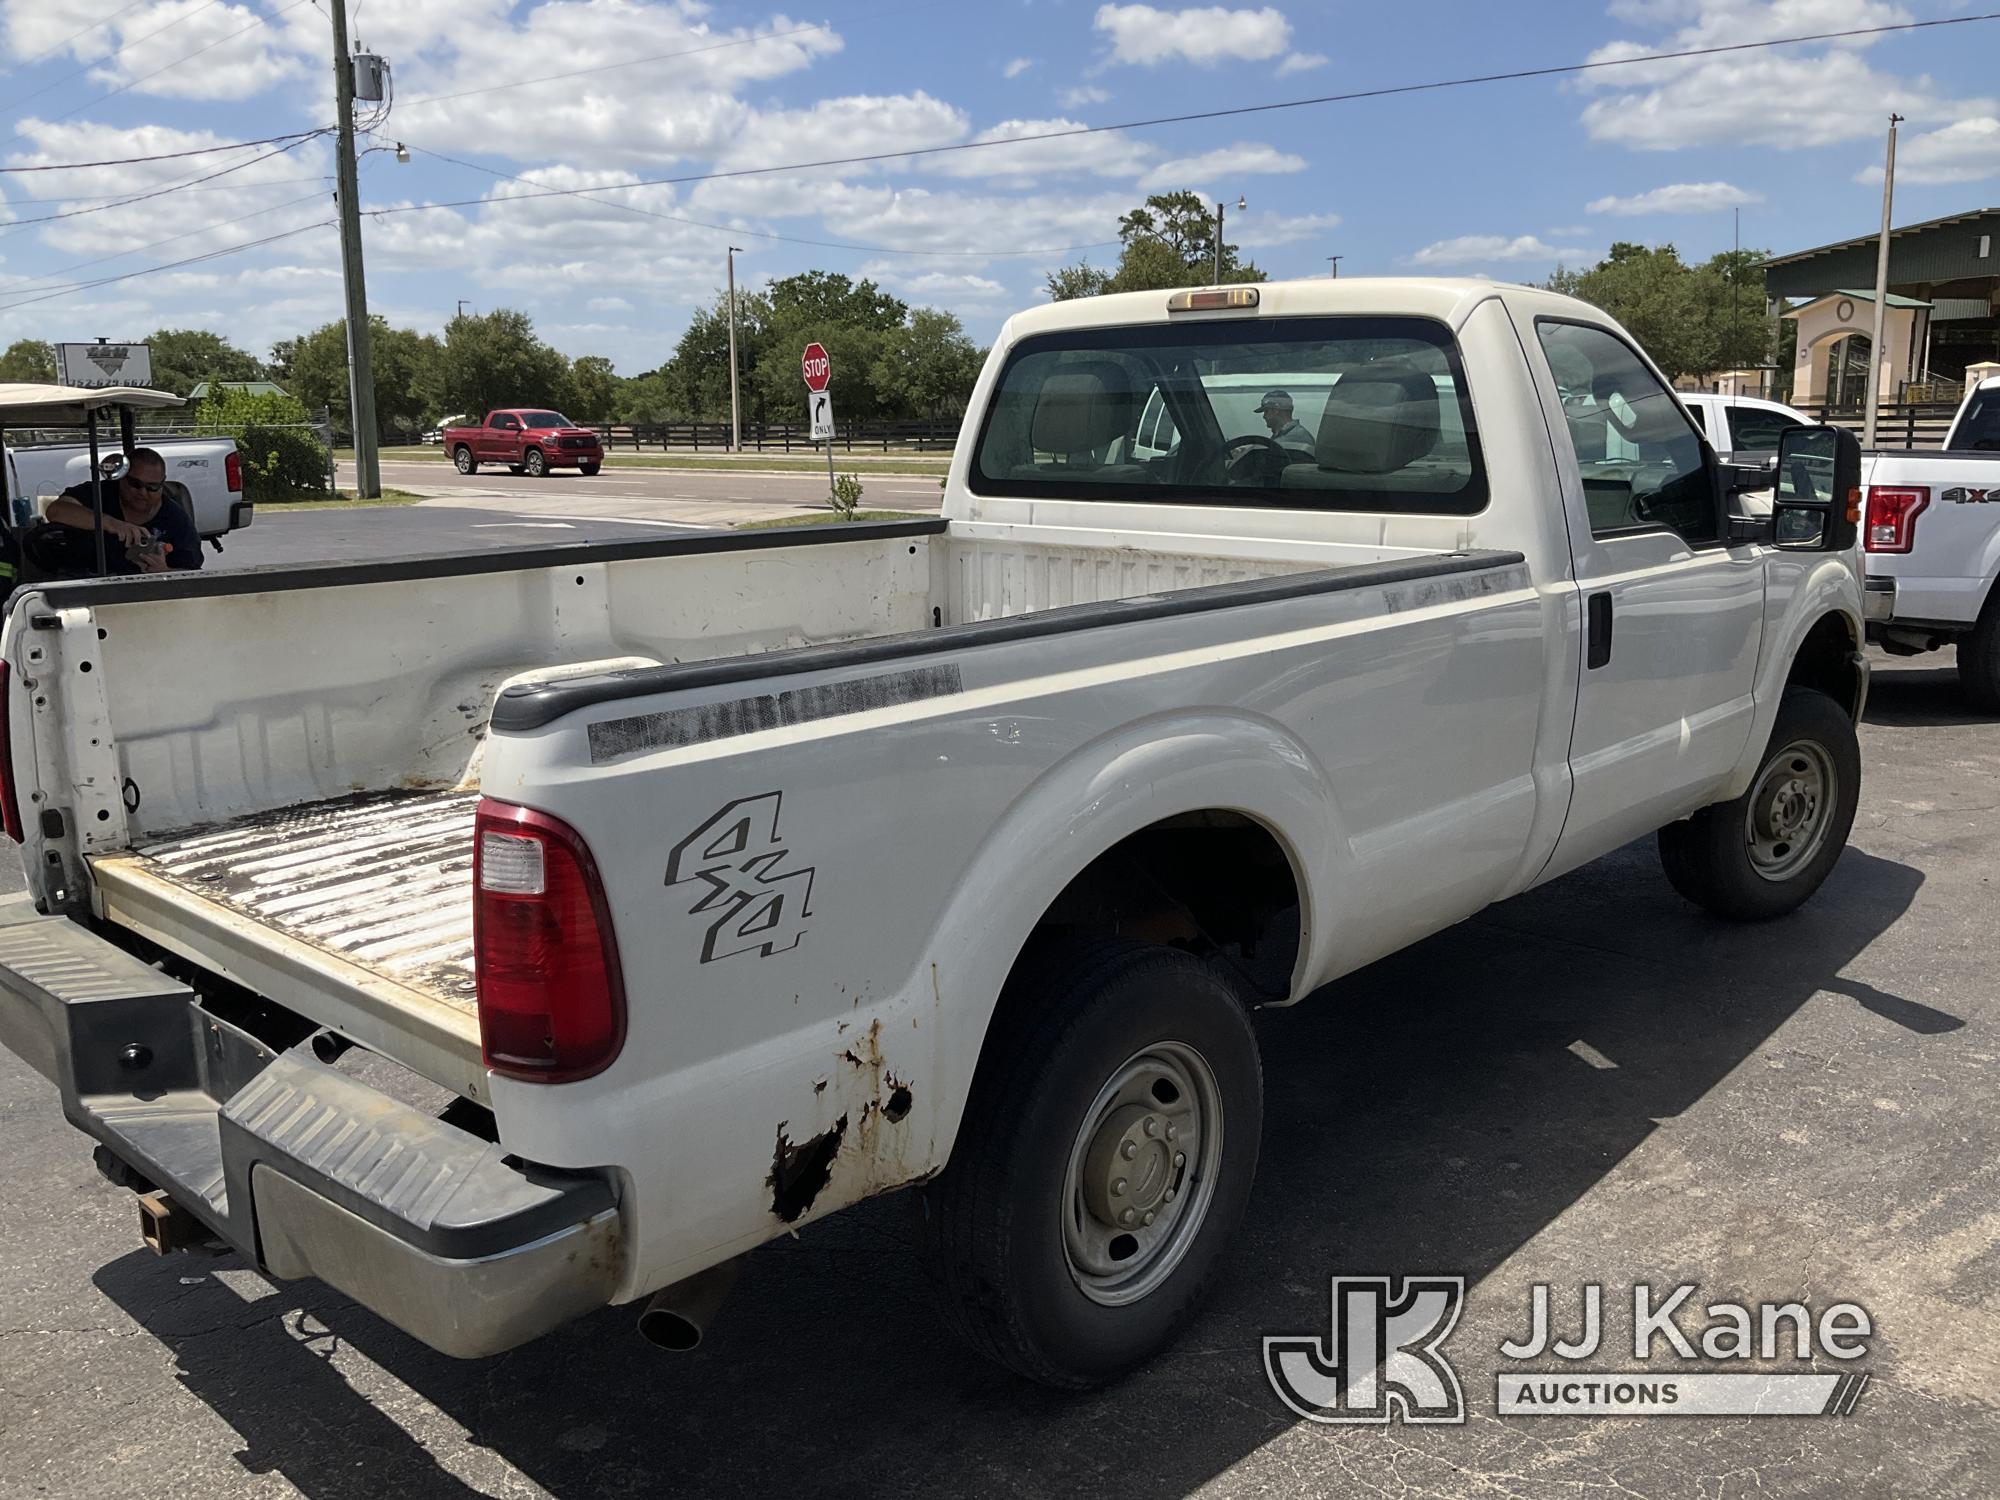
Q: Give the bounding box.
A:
[195,385,330,500]
[830,471,864,519]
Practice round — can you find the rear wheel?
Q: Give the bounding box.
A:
[918,938,1262,1388]
[1658,687,1859,921]
[522,448,547,478]
[453,445,476,474]
[1957,589,2000,713]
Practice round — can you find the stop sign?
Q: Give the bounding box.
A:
[801,342,832,392]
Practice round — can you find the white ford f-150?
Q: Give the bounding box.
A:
[0,279,1868,1387]
[1857,374,2000,707]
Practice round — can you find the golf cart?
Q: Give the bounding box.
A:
[0,382,189,586]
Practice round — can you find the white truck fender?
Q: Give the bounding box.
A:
[1719,557,1865,802]
[907,708,1341,1172]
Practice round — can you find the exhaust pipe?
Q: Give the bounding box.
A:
[636,1257,742,1351]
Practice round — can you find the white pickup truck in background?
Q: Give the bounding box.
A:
[1679,391,1814,468]
[4,434,252,541]
[1857,375,2000,708]
[0,278,1869,1388]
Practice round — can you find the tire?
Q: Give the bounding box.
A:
[1957,589,2000,713]
[506,464,523,475]
[452,445,476,474]
[1658,687,1860,921]
[918,937,1262,1389]
[522,448,547,478]
[579,462,602,476]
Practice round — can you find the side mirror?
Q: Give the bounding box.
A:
[1772,425,1861,552]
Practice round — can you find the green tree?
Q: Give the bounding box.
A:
[282,317,444,441]
[1046,191,1266,300]
[435,308,571,419]
[144,328,263,395]
[871,308,983,419]
[197,385,329,500]
[765,271,908,333]
[661,291,768,423]
[0,339,56,382]
[613,370,675,424]
[568,355,619,423]
[1548,242,1775,383]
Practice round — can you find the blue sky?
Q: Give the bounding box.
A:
[2,0,1997,376]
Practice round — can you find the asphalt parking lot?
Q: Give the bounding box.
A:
[2,651,1995,1499]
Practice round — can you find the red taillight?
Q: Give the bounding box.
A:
[0,662,21,843]
[1864,486,1928,553]
[225,450,242,493]
[473,799,625,1083]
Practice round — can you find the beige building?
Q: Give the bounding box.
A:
[1781,290,1931,409]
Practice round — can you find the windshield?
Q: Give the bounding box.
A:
[970,315,1486,514]
[519,411,574,428]
[1954,387,2000,451]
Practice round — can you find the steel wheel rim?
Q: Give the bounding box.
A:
[525,452,545,475]
[1060,1040,1223,1308]
[1744,737,1836,882]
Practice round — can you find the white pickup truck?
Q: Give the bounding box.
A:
[5,434,252,541]
[0,279,1869,1388]
[1858,374,2000,707]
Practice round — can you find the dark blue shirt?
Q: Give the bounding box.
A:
[58,482,203,573]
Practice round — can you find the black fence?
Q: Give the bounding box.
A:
[1793,401,1961,450]
[577,418,960,454]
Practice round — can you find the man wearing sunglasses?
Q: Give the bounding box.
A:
[45,447,203,575]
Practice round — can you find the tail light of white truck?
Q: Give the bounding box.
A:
[473,799,626,1083]
[1864,486,1929,553]
[225,451,242,493]
[0,662,20,842]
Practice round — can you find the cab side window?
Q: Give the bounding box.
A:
[1536,321,1718,546]
[1725,405,1803,454]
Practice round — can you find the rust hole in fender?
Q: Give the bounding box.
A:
[883,1083,913,1124]
[768,1115,847,1223]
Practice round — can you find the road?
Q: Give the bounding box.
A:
[191,461,946,569]
[1,654,1995,1497]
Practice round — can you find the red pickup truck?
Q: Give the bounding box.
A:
[445,409,603,477]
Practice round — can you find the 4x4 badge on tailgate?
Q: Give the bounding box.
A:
[666,791,816,961]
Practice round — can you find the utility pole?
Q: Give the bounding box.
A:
[726,246,744,452]
[1213,198,1225,284]
[456,299,469,320]
[1327,255,1342,278]
[1862,113,1902,449]
[329,0,379,497]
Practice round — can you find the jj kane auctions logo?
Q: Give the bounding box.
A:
[1265,1278,1874,1423]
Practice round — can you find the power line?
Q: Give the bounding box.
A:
[380,138,1118,259]
[0,172,327,205]
[0,133,328,233]
[377,10,2000,205]
[0,128,327,174]
[393,19,842,111]
[0,0,153,81]
[0,219,331,313]
[0,0,225,122]
[7,0,315,145]
[0,191,330,292]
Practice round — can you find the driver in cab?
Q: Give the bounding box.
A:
[45,447,203,574]
[1253,390,1317,463]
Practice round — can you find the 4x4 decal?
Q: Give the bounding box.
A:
[666,791,816,962]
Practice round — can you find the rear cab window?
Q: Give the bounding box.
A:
[969,315,1488,515]
[1954,386,2000,451]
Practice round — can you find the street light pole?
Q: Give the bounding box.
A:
[328,0,380,498]
[1862,114,1902,449]
[726,245,744,453]
[1327,255,1342,279]
[1211,196,1246,284]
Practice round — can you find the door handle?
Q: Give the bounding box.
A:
[1586,591,1613,669]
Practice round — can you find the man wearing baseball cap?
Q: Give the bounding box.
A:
[1254,390,1315,457]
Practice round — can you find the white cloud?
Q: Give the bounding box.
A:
[860,262,1011,308]
[1003,57,1036,79]
[36,0,316,102]
[1231,210,1340,248]
[1093,4,1293,68]
[1575,0,1993,150]
[1862,116,2000,184]
[715,92,966,173]
[1586,181,1762,215]
[1409,234,1589,267]
[1546,224,1592,238]
[925,117,1154,184]
[1059,85,1111,107]
[1276,51,1327,75]
[1138,141,1307,191]
[589,295,636,312]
